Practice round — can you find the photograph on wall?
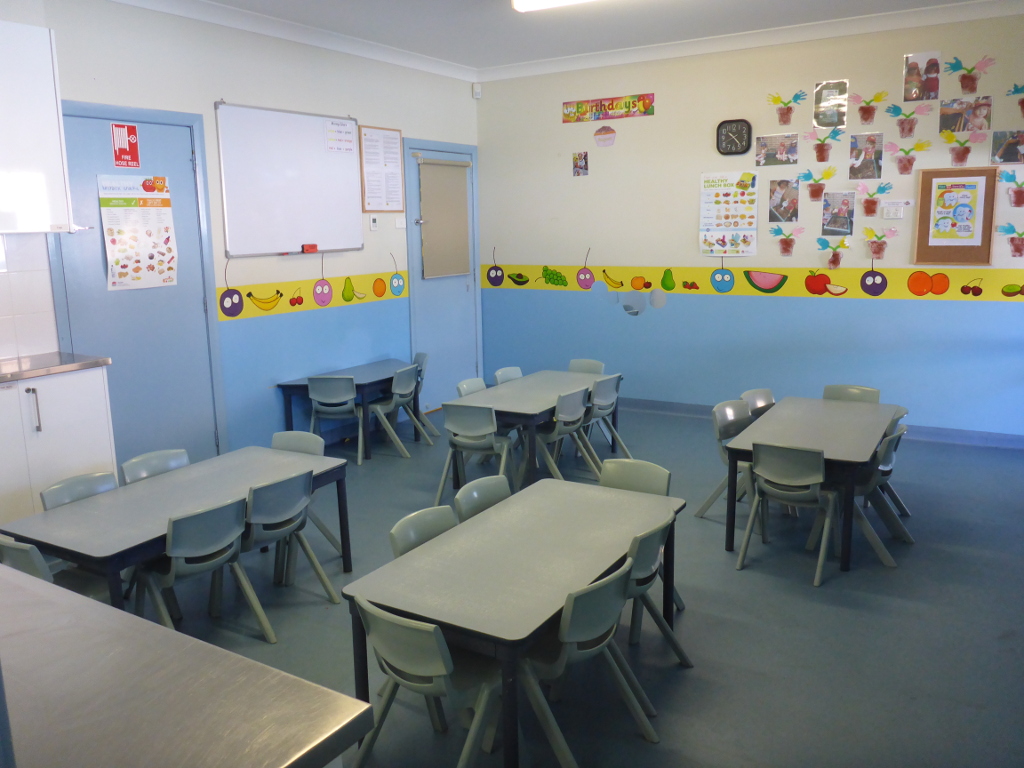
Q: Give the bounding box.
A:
[768,179,799,222]
[938,97,992,132]
[991,130,1024,163]
[98,175,177,291]
[929,176,985,246]
[821,191,855,237]
[849,132,883,179]
[700,171,758,256]
[572,152,589,176]
[903,52,940,100]
[755,133,798,166]
[813,80,848,129]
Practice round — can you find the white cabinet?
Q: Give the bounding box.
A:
[0,366,116,524]
[0,20,73,234]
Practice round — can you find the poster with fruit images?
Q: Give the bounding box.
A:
[700,172,758,256]
[928,176,984,246]
[98,175,178,291]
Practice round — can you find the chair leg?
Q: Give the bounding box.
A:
[813,506,834,587]
[285,534,299,586]
[162,586,183,622]
[305,509,345,556]
[736,492,763,571]
[435,448,454,505]
[140,575,174,629]
[628,597,644,645]
[806,511,826,551]
[570,432,602,481]
[426,695,447,733]
[639,591,693,667]
[374,407,412,459]
[853,504,897,568]
[229,561,277,644]
[867,489,915,544]
[606,640,658,718]
[273,539,287,584]
[209,566,224,617]
[602,417,633,459]
[657,563,685,611]
[352,678,400,768]
[355,405,363,466]
[134,572,147,617]
[694,476,728,518]
[293,530,341,603]
[420,409,442,437]
[456,685,498,768]
[578,427,604,472]
[536,441,564,481]
[403,404,435,446]
[601,646,659,743]
[519,661,580,768]
[881,481,911,517]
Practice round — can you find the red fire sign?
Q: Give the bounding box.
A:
[111,123,140,167]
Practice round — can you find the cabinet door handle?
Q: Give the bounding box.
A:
[25,387,42,432]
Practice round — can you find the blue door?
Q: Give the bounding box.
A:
[57,106,220,465]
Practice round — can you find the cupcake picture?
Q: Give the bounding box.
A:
[594,125,617,147]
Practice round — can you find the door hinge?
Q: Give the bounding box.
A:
[214,426,221,453]
[191,151,197,171]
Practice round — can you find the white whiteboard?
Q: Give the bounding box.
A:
[215,103,363,256]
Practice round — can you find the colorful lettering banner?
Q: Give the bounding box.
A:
[562,94,654,123]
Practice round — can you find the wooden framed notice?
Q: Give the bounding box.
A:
[359,125,404,213]
[914,166,997,265]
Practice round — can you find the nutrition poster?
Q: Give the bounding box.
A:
[928,176,985,246]
[98,175,178,290]
[700,172,758,256]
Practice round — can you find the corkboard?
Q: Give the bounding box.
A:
[914,166,997,265]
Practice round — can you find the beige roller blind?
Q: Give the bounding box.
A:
[419,160,471,278]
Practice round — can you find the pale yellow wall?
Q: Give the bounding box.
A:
[477,16,1024,271]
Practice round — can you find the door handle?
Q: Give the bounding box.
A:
[25,387,42,431]
[414,218,426,225]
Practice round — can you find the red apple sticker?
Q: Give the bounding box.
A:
[805,270,831,295]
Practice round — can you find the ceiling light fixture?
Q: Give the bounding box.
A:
[513,0,602,12]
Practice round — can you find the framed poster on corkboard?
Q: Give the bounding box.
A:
[914,166,997,265]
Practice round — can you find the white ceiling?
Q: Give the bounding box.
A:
[114,0,1023,81]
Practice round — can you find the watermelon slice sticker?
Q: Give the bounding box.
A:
[743,270,789,294]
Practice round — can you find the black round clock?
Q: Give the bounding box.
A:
[716,119,752,155]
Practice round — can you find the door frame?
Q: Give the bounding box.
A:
[402,138,482,381]
[48,101,229,453]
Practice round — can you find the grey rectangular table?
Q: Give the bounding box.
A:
[724,397,898,571]
[0,564,372,768]
[278,358,417,461]
[0,446,350,609]
[444,370,613,487]
[343,479,682,768]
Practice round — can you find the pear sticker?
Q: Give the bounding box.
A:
[661,268,676,291]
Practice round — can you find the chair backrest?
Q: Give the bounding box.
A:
[443,402,498,438]
[751,444,825,505]
[389,505,458,557]
[885,405,909,437]
[413,352,428,379]
[308,375,357,405]
[627,519,673,590]
[740,388,775,419]
[271,431,325,456]
[165,499,246,578]
[712,400,753,464]
[391,364,419,399]
[493,366,523,385]
[355,595,453,697]
[876,425,907,473]
[568,359,605,374]
[559,557,633,646]
[453,476,511,523]
[122,449,190,484]
[599,459,670,496]
[553,388,588,424]
[40,472,118,510]
[822,384,880,404]
[247,471,313,526]
[590,374,622,412]
[456,377,487,397]
[0,535,53,582]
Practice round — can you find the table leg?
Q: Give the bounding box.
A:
[525,422,538,487]
[350,601,370,703]
[283,391,294,431]
[840,466,856,572]
[336,477,352,573]
[413,388,421,443]
[725,455,738,552]
[106,564,125,610]
[662,518,675,628]
[498,646,520,768]
[611,402,619,454]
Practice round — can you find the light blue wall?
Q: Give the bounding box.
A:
[482,290,1024,436]
[218,298,411,450]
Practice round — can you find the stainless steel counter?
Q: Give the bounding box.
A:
[0,352,111,383]
[0,565,372,768]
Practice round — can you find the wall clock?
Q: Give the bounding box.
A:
[716,119,752,155]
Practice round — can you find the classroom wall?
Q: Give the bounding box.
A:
[476,15,1024,436]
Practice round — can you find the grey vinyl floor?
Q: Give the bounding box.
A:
[148,406,1024,768]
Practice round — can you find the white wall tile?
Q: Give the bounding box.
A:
[14,311,58,356]
[8,270,54,317]
[0,273,12,317]
[3,233,50,272]
[0,317,18,360]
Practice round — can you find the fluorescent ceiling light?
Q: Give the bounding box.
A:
[513,0,602,12]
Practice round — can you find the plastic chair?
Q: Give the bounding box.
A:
[568,359,604,374]
[600,459,685,615]
[271,431,345,554]
[585,374,632,459]
[493,366,522,385]
[736,444,839,587]
[40,472,118,510]
[0,535,53,581]
[351,595,502,768]
[368,364,434,458]
[308,375,363,466]
[456,377,487,397]
[389,505,458,557]
[413,352,442,437]
[519,558,659,768]
[243,469,340,606]
[693,400,755,518]
[435,403,518,506]
[740,388,775,419]
[880,419,911,517]
[822,384,881,403]
[453,476,511,523]
[121,449,189,484]
[134,499,277,643]
[530,388,601,483]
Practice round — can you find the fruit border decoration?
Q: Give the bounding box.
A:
[217,271,408,320]
[480,264,1024,302]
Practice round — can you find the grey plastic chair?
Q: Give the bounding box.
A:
[0,535,53,582]
[435,403,518,506]
[493,366,522,385]
[121,449,189,484]
[584,374,632,459]
[453,476,511,523]
[389,505,458,557]
[308,375,363,466]
[822,384,881,403]
[568,359,604,374]
[134,499,277,643]
[368,364,434,458]
[519,557,659,768]
[530,388,601,483]
[737,444,839,587]
[351,595,502,768]
[456,377,487,397]
[740,388,776,419]
[270,431,345,555]
[40,472,118,510]
[413,352,442,437]
[693,400,755,518]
